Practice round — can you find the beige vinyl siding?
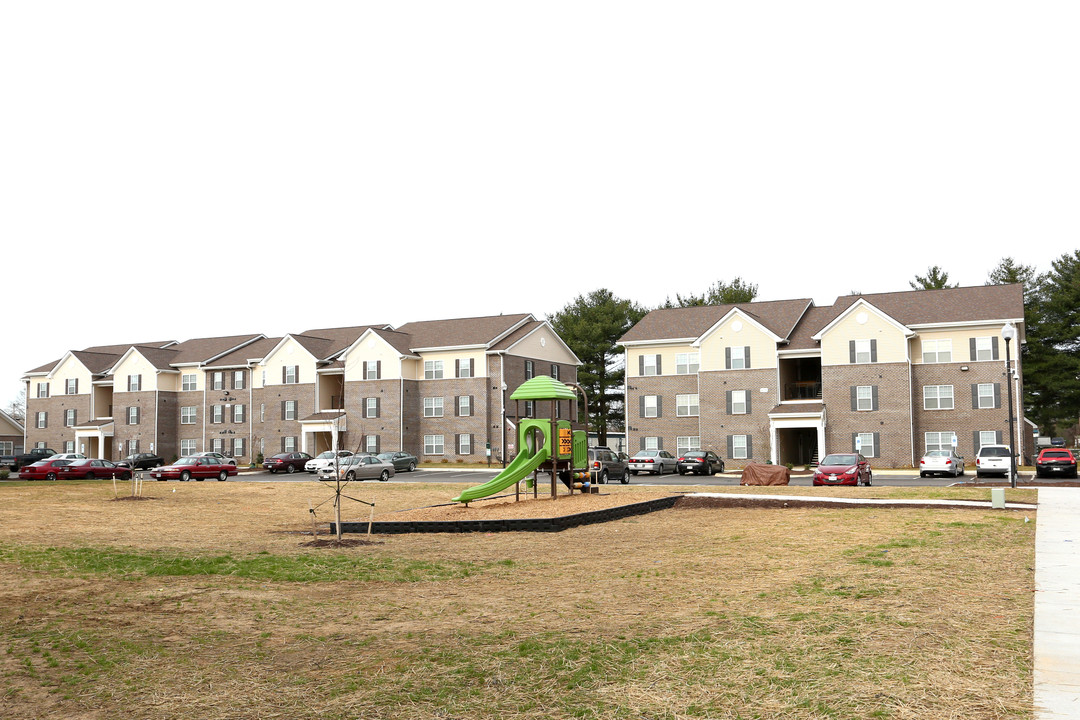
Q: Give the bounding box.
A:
[343,334,403,382]
[911,327,1003,364]
[821,309,909,366]
[51,355,93,396]
[698,315,778,371]
[507,330,577,364]
[627,345,696,377]
[113,352,158,392]
[262,337,314,386]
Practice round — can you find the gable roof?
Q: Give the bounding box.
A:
[205,337,283,367]
[395,314,533,350]
[842,284,1025,327]
[167,334,265,365]
[619,299,813,345]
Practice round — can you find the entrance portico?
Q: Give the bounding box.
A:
[74,421,115,459]
[768,403,826,467]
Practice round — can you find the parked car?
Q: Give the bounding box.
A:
[2,447,58,471]
[117,452,165,470]
[192,451,237,466]
[676,450,725,476]
[263,452,313,474]
[975,444,1012,478]
[320,453,395,482]
[628,449,678,476]
[377,451,419,472]
[17,458,74,481]
[919,449,965,478]
[150,456,239,481]
[305,450,354,473]
[813,453,872,486]
[1035,448,1078,479]
[587,447,629,484]
[57,458,132,480]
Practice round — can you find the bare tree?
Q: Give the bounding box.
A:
[4,388,26,425]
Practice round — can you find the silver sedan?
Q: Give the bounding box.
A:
[919,449,965,478]
[319,454,395,482]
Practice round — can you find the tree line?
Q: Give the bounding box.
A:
[550,252,1080,447]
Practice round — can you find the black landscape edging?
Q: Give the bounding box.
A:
[332,496,681,535]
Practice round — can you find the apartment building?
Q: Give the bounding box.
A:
[619,285,1027,468]
[20,314,579,465]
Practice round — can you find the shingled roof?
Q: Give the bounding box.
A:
[395,314,533,349]
[205,337,283,367]
[619,299,813,344]
[167,334,265,365]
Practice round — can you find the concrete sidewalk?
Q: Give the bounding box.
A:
[1035,488,1080,718]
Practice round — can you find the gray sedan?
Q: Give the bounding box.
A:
[377,451,419,472]
[320,454,395,482]
[919,449,965,478]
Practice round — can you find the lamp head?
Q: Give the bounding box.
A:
[1001,322,1016,342]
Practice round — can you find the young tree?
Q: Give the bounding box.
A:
[4,388,26,425]
[909,265,958,290]
[1023,250,1080,435]
[549,289,648,445]
[661,277,759,308]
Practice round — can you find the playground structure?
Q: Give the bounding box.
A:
[452,376,590,504]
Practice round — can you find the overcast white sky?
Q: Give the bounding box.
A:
[2,2,1078,411]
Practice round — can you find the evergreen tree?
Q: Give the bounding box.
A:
[660,277,759,308]
[909,265,958,290]
[986,256,1038,287]
[1023,250,1080,435]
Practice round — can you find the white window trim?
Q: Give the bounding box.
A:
[856,386,873,411]
[676,436,701,456]
[732,435,748,460]
[284,401,297,421]
[644,436,659,451]
[366,397,377,418]
[977,383,995,409]
[458,396,471,417]
[854,339,872,365]
[424,397,444,418]
[676,394,699,417]
[925,432,957,453]
[458,434,472,455]
[923,385,955,411]
[424,360,444,380]
[975,337,994,362]
[181,406,196,425]
[731,390,747,415]
[180,439,197,456]
[729,346,748,370]
[424,434,444,455]
[641,354,658,376]
[676,352,700,375]
[644,395,658,418]
[182,374,197,392]
[922,339,953,364]
[857,432,877,458]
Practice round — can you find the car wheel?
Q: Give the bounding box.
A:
[85,473,95,480]
[864,473,872,486]
[120,472,131,481]
[976,471,984,479]
[180,471,191,482]
[269,468,276,474]
[346,471,356,481]
[46,472,56,482]
[630,470,638,476]
[379,470,390,482]
[678,468,686,475]
[703,463,712,476]
[408,462,416,472]
[620,472,629,484]
[919,472,926,478]
[286,464,296,474]
[218,470,228,481]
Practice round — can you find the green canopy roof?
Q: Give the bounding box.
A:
[509,375,577,401]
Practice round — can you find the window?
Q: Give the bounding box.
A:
[283,366,298,384]
[643,437,659,451]
[66,378,77,395]
[550,364,560,380]
[855,386,874,411]
[732,435,748,459]
[212,372,225,391]
[924,385,954,410]
[364,361,380,380]
[233,438,244,457]
[181,439,197,456]
[128,374,141,391]
[977,430,998,451]
[458,396,472,417]
[129,439,140,454]
[922,339,952,364]
[182,374,197,392]
[283,436,297,453]
[677,436,701,456]
[65,409,76,427]
[0,442,12,455]
[925,432,957,453]
[261,370,266,386]
[260,404,265,422]
[127,406,140,425]
[425,360,444,380]
[233,404,244,423]
[365,435,379,453]
[525,360,534,380]
[641,354,658,376]
[676,394,699,417]
[64,441,75,453]
[458,434,472,455]
[366,397,378,418]
[283,401,297,421]
[643,395,659,418]
[36,382,49,398]
[976,383,997,409]
[524,400,534,418]
[36,412,46,429]
[973,336,997,361]
[212,405,224,424]
[676,352,700,375]
[35,442,46,450]
[856,432,877,458]
[730,390,747,415]
[456,359,473,378]
[424,397,444,417]
[424,434,444,455]
[233,371,245,390]
[181,407,196,425]
[853,340,873,364]
[727,346,749,370]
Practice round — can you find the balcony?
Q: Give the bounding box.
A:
[784,381,822,401]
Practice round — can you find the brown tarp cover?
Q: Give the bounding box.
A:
[740,463,790,486]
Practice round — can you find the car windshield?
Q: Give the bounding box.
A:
[821,454,857,466]
[636,451,659,457]
[980,447,1010,457]
[377,453,393,461]
[175,458,199,466]
[1042,451,1071,459]
[683,452,706,458]
[316,452,335,460]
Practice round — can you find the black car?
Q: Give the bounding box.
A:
[117,452,165,470]
[676,450,725,476]
[377,451,419,472]
[587,447,629,484]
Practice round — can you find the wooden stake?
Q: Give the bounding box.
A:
[309,499,317,538]
[367,496,375,535]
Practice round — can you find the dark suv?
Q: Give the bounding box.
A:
[587,447,629,484]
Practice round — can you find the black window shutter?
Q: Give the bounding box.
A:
[656,356,662,375]
[873,432,880,457]
[455,396,461,417]
[639,355,644,375]
[73,409,77,425]
[993,383,1001,409]
[376,360,381,379]
[639,395,646,418]
[870,340,877,362]
[872,385,879,411]
[852,386,861,410]
[745,346,751,369]
[849,341,856,364]
[657,437,663,450]
[469,395,474,415]
[969,338,977,361]
[363,361,368,378]
[727,435,733,458]
[280,437,285,452]
[294,366,299,384]
[375,397,381,418]
[281,401,286,420]
[656,396,663,418]
[282,366,286,384]
[852,433,858,452]
[996,430,1003,444]
[971,385,979,409]
[640,436,646,451]
[973,431,980,454]
[468,434,473,454]
[455,434,461,454]
[375,436,381,453]
[455,359,460,377]
[726,391,733,415]
[725,347,732,369]
[75,379,79,394]
[136,407,141,424]
[992,336,1000,360]
[746,394,752,415]
[746,436,752,458]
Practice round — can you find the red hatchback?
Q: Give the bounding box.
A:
[1036,448,1078,479]
[813,453,873,486]
[18,458,74,481]
[57,459,132,480]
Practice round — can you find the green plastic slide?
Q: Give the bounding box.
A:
[452,447,550,503]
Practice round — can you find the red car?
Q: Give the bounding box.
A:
[813,453,873,486]
[150,456,239,481]
[1035,448,1078,479]
[57,458,132,480]
[17,458,74,481]
[262,452,313,474]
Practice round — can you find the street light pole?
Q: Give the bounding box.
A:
[1002,323,1018,489]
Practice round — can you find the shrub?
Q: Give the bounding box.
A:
[256,453,264,464]
[0,467,9,480]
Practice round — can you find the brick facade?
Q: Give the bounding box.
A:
[822,363,913,467]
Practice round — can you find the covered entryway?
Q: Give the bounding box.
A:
[74,421,115,459]
[768,404,826,467]
[299,412,347,455]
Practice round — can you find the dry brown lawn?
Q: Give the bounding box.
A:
[0,479,1036,719]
